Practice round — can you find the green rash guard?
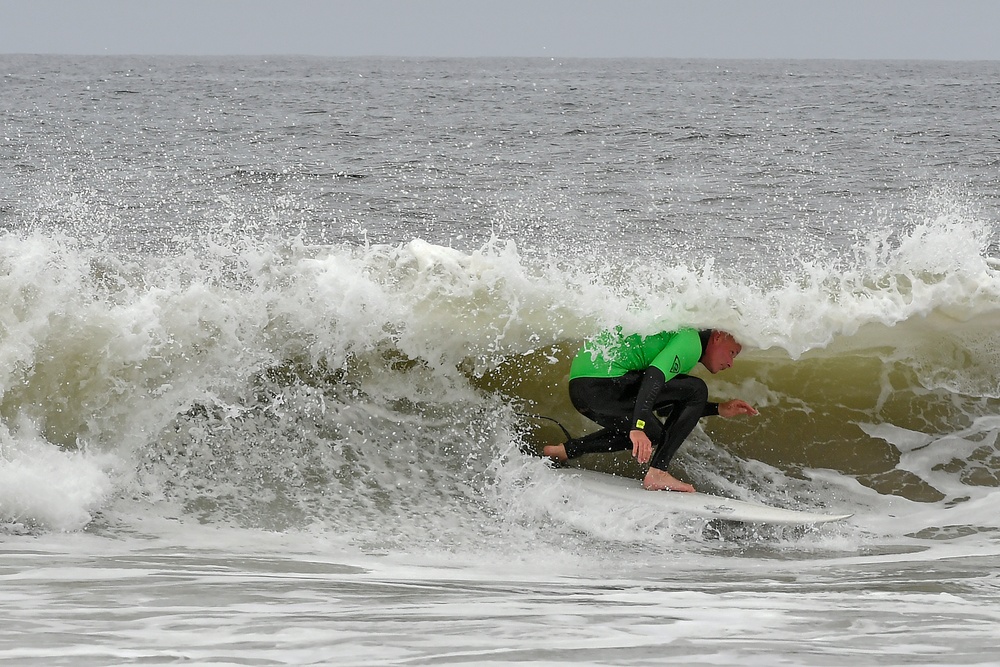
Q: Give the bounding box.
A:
[570,327,704,381]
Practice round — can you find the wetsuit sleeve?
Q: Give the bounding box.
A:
[631,366,669,443]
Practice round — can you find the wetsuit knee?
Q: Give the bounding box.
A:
[688,376,708,405]
[648,376,710,471]
[658,374,707,408]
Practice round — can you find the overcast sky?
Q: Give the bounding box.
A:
[2,0,999,60]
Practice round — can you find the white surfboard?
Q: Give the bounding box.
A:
[556,468,853,525]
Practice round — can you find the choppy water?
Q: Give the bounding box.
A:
[2,55,1000,665]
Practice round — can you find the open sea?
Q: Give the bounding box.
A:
[2,55,1000,665]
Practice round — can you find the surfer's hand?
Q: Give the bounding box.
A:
[630,429,652,464]
[719,399,759,418]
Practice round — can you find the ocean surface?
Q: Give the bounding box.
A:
[2,55,1000,665]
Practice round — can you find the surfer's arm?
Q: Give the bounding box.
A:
[633,330,707,433]
[631,366,669,444]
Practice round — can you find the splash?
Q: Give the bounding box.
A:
[0,417,114,531]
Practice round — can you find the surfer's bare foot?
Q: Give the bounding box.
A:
[643,467,695,493]
[542,444,568,463]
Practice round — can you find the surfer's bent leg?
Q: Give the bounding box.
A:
[562,422,631,458]
[560,373,643,459]
[648,375,709,471]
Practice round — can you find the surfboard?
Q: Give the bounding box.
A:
[555,468,853,525]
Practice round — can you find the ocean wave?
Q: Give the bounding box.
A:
[0,214,998,537]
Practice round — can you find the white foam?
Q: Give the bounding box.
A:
[0,417,115,531]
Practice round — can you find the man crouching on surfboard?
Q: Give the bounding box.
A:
[542,328,758,492]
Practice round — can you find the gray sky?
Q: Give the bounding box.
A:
[2,0,999,60]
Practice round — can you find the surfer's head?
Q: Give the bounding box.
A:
[701,330,742,373]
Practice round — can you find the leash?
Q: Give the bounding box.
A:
[515,412,573,441]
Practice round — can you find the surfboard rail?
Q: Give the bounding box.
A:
[555,468,853,525]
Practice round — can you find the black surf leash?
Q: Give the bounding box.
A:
[515,412,573,441]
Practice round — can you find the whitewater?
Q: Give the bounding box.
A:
[1,55,999,665]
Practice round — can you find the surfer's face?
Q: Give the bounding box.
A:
[703,332,742,373]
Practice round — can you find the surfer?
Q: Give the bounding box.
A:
[543,328,758,492]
